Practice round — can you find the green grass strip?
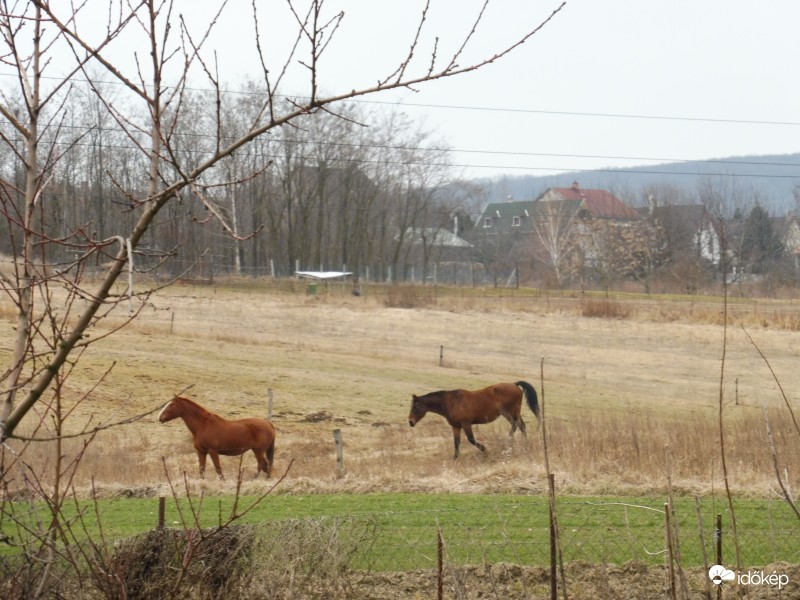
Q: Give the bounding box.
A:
[2,494,798,571]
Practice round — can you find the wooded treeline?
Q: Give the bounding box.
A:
[0,87,471,281]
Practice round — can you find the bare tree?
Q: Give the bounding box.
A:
[573,218,661,291]
[532,199,578,287]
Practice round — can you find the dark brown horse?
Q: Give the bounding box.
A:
[408,381,539,458]
[158,396,276,479]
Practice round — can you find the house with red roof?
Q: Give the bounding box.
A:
[537,181,643,221]
[474,182,641,235]
[472,182,653,284]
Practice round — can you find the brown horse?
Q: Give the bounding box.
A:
[408,381,539,458]
[158,396,276,479]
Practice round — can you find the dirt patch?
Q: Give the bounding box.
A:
[4,520,798,599]
[98,527,800,599]
[302,410,335,422]
[109,485,163,499]
[347,561,800,599]
[99,539,800,600]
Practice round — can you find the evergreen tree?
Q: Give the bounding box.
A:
[740,204,783,273]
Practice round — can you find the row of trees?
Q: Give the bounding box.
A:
[0,86,464,281]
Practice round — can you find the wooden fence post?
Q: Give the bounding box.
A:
[437,526,444,600]
[333,429,344,477]
[158,496,165,529]
[715,514,723,600]
[549,473,557,600]
[694,496,713,600]
[665,503,676,600]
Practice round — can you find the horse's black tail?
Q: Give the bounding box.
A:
[515,380,540,425]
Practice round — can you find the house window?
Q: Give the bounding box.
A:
[483,217,493,228]
[512,216,521,227]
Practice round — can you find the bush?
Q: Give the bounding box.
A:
[383,285,436,309]
[107,517,378,600]
[581,297,631,319]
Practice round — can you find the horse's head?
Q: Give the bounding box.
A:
[158,397,183,423]
[408,394,428,427]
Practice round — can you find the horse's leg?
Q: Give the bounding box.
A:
[196,450,207,479]
[509,400,527,442]
[209,451,224,480]
[501,413,517,436]
[253,449,269,478]
[463,424,487,453]
[517,417,527,437]
[451,426,462,459]
[266,441,274,478]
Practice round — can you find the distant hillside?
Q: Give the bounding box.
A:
[475,153,800,215]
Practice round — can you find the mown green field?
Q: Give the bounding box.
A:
[3,493,798,571]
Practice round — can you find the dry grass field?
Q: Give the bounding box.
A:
[3,281,800,499]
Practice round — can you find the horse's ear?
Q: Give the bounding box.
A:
[412,394,418,401]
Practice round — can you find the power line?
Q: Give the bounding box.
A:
[6,134,800,179]
[354,99,800,128]
[20,120,798,171]
[2,70,798,129]
[1,76,798,178]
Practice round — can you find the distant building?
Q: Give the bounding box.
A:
[400,226,476,284]
[639,202,721,265]
[473,182,650,283]
[783,213,800,268]
[476,182,641,234]
[537,181,643,221]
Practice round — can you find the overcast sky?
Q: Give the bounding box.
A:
[183,0,800,180]
[19,1,800,181]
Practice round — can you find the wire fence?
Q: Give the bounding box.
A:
[249,496,800,599]
[4,493,797,599]
[308,497,800,572]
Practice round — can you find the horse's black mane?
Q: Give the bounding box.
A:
[417,389,460,403]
